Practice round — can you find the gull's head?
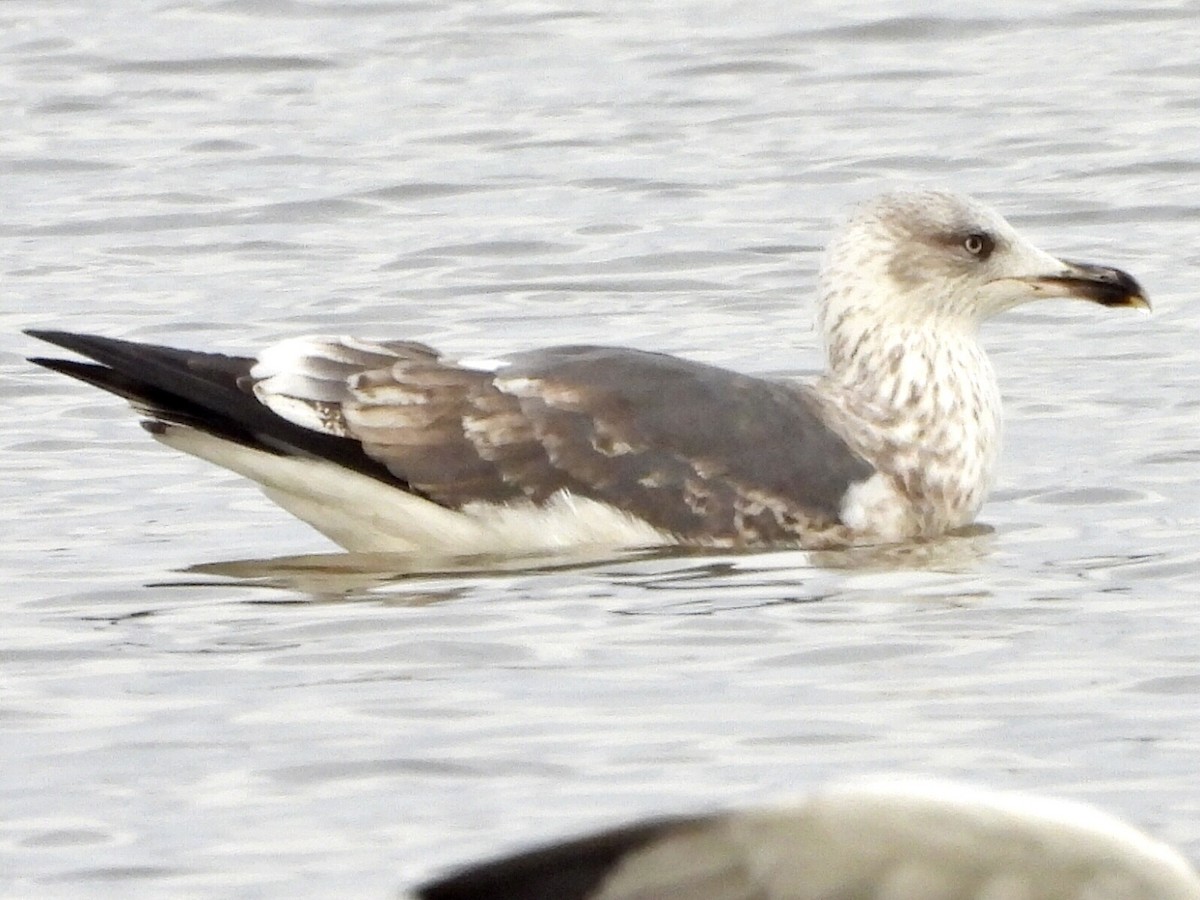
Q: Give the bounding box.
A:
[817,190,1149,342]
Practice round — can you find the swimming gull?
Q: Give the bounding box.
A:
[26,190,1148,553]
[412,778,1200,900]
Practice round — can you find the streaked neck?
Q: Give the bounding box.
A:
[817,317,1003,531]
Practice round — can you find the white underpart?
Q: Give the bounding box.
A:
[152,427,671,553]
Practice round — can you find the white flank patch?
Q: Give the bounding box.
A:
[152,426,671,554]
[838,473,911,541]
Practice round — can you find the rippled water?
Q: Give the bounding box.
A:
[4,1,1200,898]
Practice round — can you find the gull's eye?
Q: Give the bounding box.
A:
[963,232,994,259]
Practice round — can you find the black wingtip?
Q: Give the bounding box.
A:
[27,355,104,379]
[27,329,105,377]
[25,355,177,412]
[414,816,694,900]
[25,328,155,365]
[25,328,85,350]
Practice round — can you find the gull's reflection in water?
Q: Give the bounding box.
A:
[804,523,995,571]
[172,526,996,604]
[176,546,669,602]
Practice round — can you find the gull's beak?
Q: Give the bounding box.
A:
[1022,259,1151,310]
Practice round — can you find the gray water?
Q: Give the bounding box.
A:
[4,1,1200,897]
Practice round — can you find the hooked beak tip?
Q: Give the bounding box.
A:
[1032,260,1150,311]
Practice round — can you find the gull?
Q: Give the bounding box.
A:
[26,190,1148,553]
[412,778,1200,900]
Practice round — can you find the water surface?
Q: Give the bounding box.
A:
[4,2,1200,898]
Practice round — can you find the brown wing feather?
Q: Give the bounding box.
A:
[337,345,874,543]
[344,361,552,505]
